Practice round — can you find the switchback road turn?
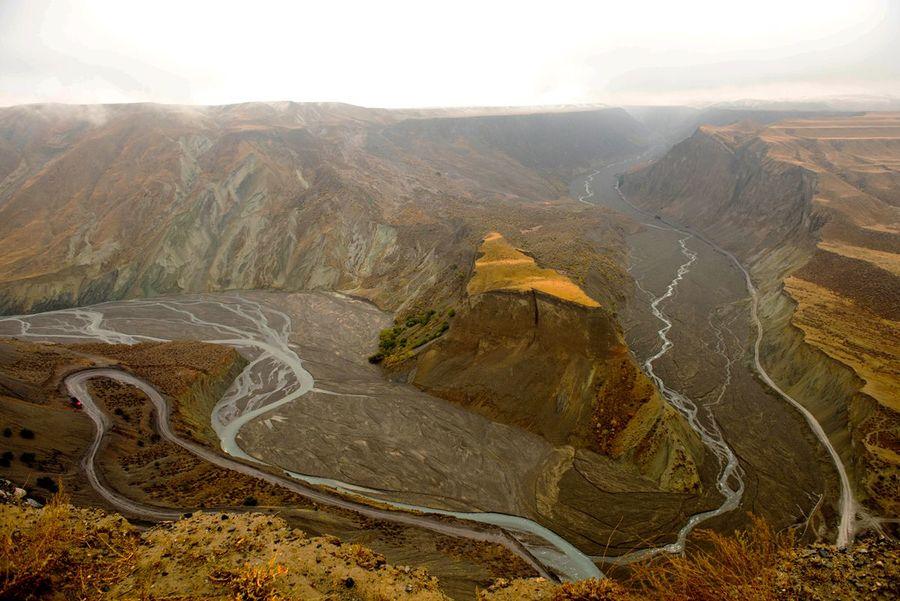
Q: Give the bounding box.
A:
[65,367,561,580]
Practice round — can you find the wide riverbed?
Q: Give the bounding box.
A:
[572,160,841,548]
[0,291,602,580]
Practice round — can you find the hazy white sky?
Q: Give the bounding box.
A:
[1,0,898,107]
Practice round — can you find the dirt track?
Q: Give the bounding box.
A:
[571,160,842,548]
[65,367,558,581]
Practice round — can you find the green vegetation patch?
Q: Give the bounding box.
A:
[368,307,454,366]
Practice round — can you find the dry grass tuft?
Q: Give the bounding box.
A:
[346,544,387,570]
[0,486,138,601]
[210,557,288,601]
[551,578,639,600]
[0,489,77,598]
[629,515,794,601]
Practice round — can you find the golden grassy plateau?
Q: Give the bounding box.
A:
[467,232,601,308]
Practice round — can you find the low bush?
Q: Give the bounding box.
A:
[210,558,287,601]
[36,477,58,493]
[629,514,794,601]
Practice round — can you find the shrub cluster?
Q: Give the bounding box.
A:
[368,307,455,364]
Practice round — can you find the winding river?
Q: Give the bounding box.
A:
[582,175,745,563]
[0,157,856,585]
[0,294,600,582]
[581,170,855,553]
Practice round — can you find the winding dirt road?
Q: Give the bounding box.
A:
[719,238,856,548]
[3,294,602,580]
[65,367,559,581]
[609,183,857,548]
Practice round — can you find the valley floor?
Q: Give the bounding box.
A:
[571,163,841,546]
[0,287,727,585]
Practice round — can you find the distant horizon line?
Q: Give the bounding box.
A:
[2,94,900,112]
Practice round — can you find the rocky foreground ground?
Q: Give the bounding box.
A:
[1,484,896,601]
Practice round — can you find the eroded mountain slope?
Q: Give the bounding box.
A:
[0,102,646,316]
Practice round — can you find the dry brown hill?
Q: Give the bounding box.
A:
[2,490,896,600]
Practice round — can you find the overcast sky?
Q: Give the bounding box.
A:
[1,0,898,108]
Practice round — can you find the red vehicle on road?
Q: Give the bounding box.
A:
[69,396,83,409]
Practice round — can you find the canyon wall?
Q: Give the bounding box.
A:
[0,103,646,316]
[621,114,900,514]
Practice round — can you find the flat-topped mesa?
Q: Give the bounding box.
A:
[467,232,600,308]
[410,232,704,494]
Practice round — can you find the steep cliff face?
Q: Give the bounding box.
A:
[621,113,900,514]
[621,123,818,260]
[0,103,648,316]
[409,234,703,493]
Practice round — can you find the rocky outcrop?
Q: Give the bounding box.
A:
[407,234,703,493]
[0,478,31,505]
